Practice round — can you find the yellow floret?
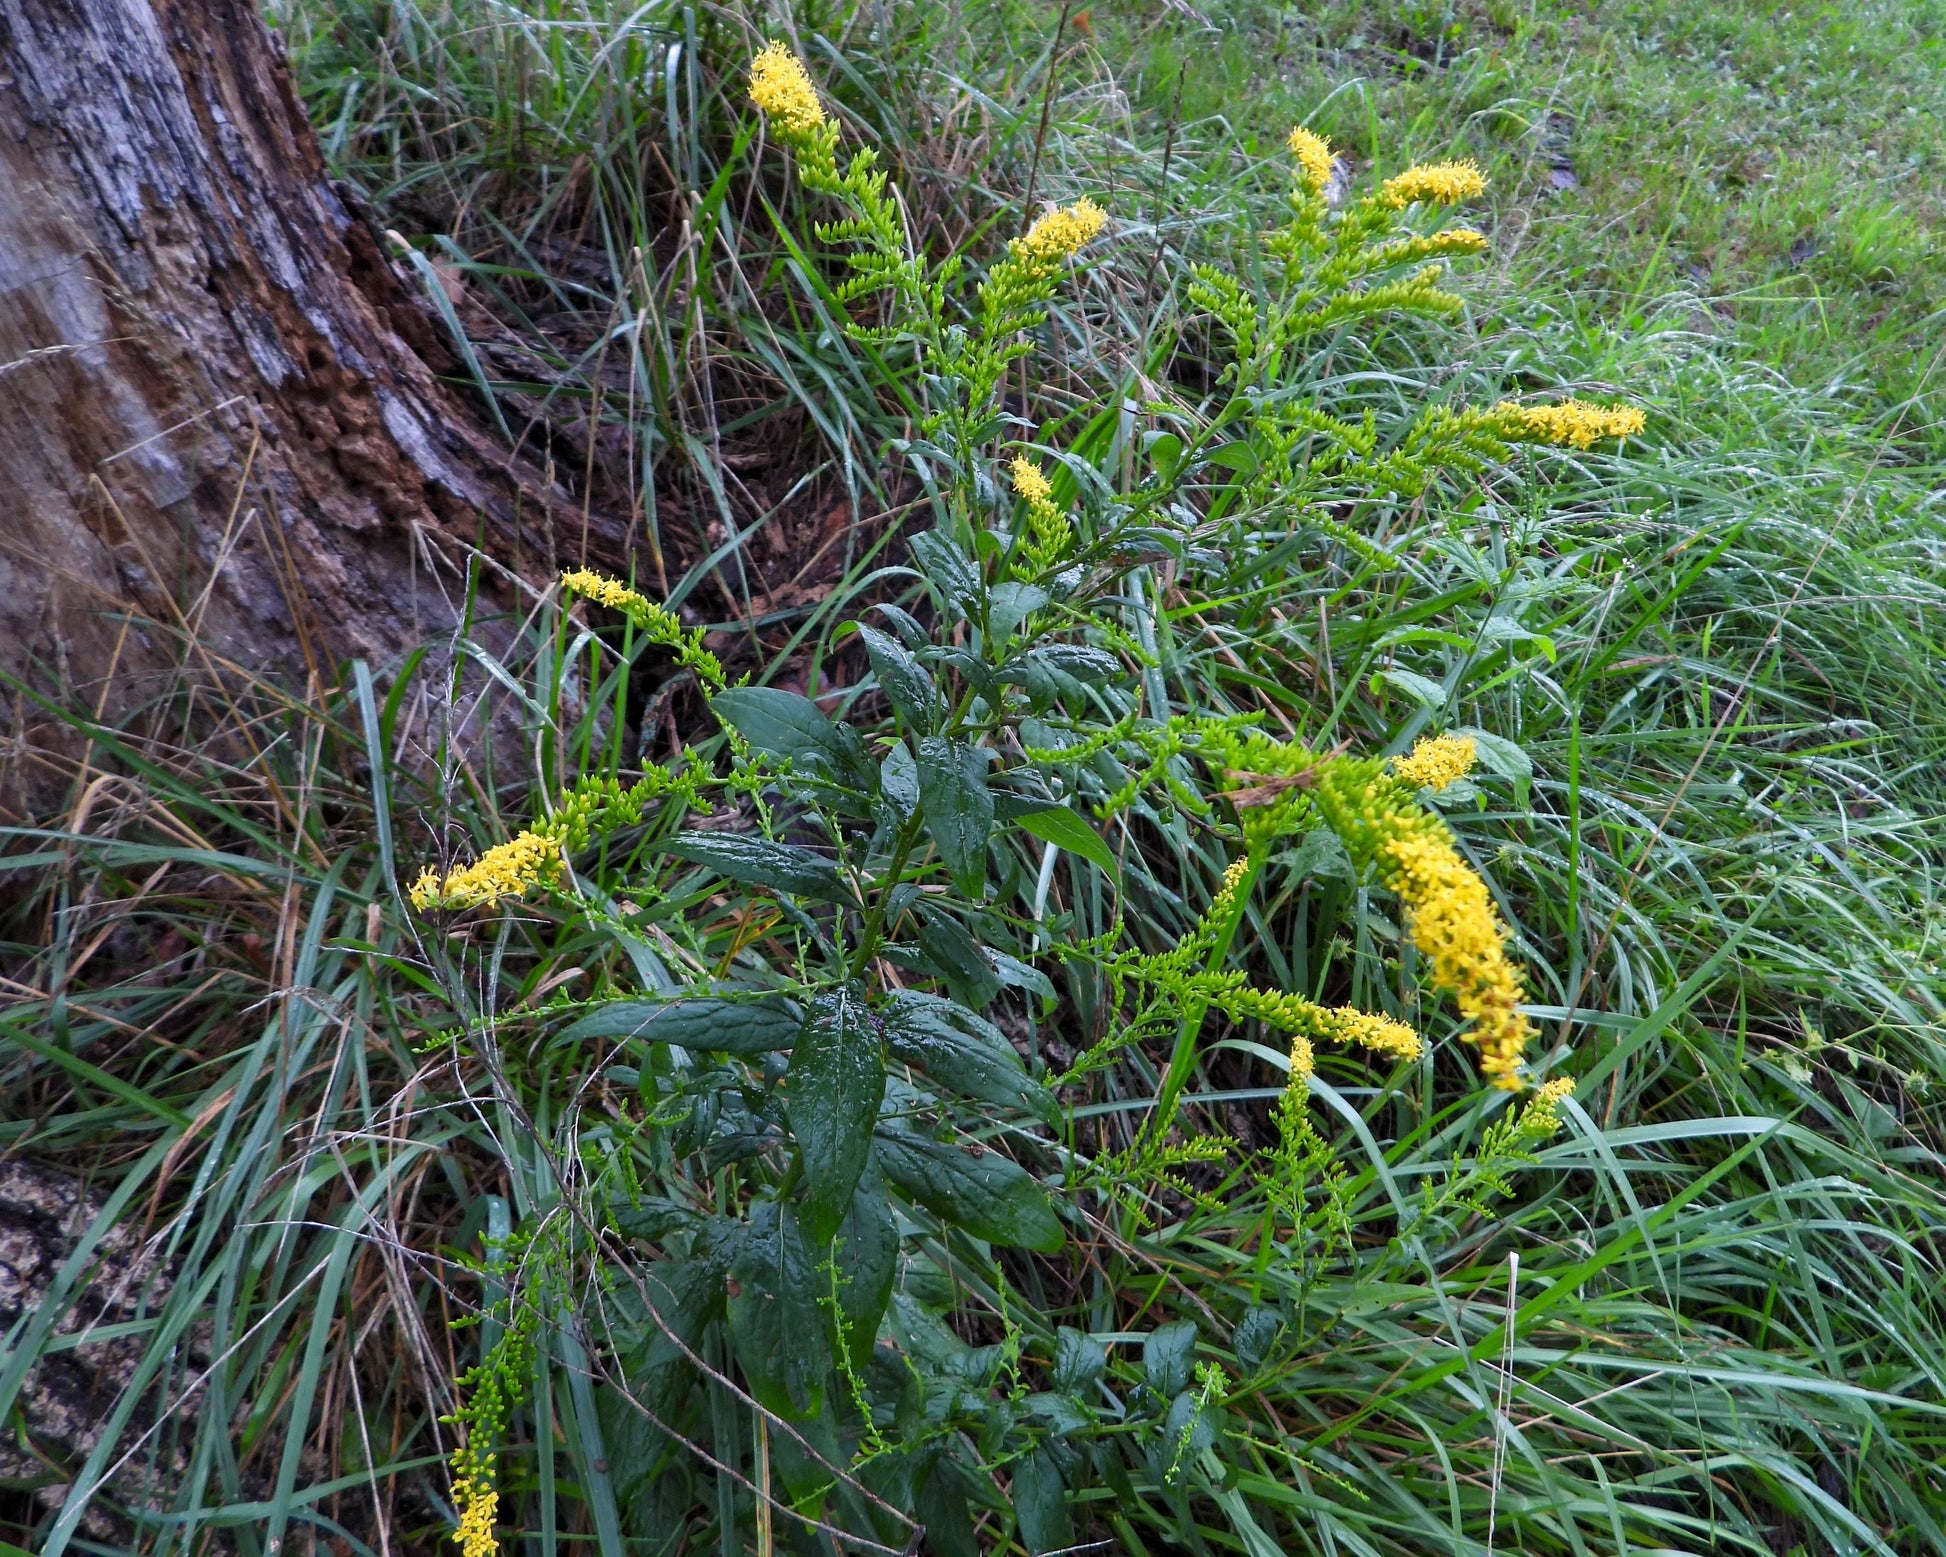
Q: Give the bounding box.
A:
[1380,825,1532,1089]
[1009,456,1053,505]
[1381,160,1487,207]
[1287,126,1335,191]
[748,42,826,142]
[1496,398,1646,449]
[1287,1033,1316,1083]
[1391,734,1477,793]
[1018,199,1107,262]
[1433,227,1489,253]
[452,1478,498,1557]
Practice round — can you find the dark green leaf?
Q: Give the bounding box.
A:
[660,832,851,903]
[1144,1320,1198,1397]
[1013,806,1118,878]
[1206,439,1260,475]
[559,996,801,1056]
[873,1127,1063,1252]
[711,687,845,775]
[880,740,920,819]
[871,602,931,649]
[913,1455,979,1557]
[911,912,1002,1009]
[1233,1305,1283,1369]
[916,737,992,898]
[834,1170,898,1368]
[786,988,886,1242]
[1054,1327,1108,1393]
[1012,1449,1074,1555]
[858,623,944,733]
[880,991,1051,1121]
[726,1202,828,1419]
[1024,644,1123,684]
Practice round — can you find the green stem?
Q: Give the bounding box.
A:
[1145,838,1268,1145]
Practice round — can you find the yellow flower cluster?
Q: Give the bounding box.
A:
[1010,456,1073,575]
[559,567,648,612]
[410,829,559,911]
[1391,734,1477,793]
[1286,1033,1316,1083]
[748,41,827,143]
[1497,398,1647,449]
[1380,824,1532,1089]
[452,1475,498,1557]
[1287,126,1334,191]
[1009,456,1052,505]
[1018,199,1107,262]
[1381,160,1487,207]
[1434,227,1489,253]
[1325,1005,1423,1061]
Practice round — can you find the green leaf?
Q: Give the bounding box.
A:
[916,737,993,898]
[857,623,944,733]
[880,991,1053,1121]
[1146,430,1184,482]
[989,581,1048,645]
[1053,1326,1108,1392]
[1013,805,1118,878]
[711,686,838,767]
[834,1170,898,1368]
[880,739,920,819]
[660,832,851,903]
[911,911,1003,1009]
[1370,667,1449,709]
[726,1202,828,1419]
[907,529,981,616]
[1013,1449,1074,1555]
[785,988,886,1242]
[1456,725,1535,807]
[1205,439,1260,475]
[1144,1319,1199,1396]
[873,1127,1064,1252]
[559,996,801,1056]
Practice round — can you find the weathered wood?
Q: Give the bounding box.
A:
[0,0,611,807]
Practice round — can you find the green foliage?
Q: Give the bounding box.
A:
[7,3,1946,1556]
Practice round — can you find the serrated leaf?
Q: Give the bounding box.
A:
[559,996,802,1056]
[1013,805,1118,878]
[785,988,885,1242]
[916,737,992,898]
[726,1202,827,1419]
[880,990,1052,1121]
[660,832,851,903]
[858,623,944,733]
[874,1126,1064,1252]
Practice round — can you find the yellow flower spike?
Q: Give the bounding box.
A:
[1391,734,1477,793]
[748,41,827,143]
[1381,159,1487,207]
[1325,1006,1423,1062]
[1287,1033,1316,1084]
[1287,126,1335,191]
[1009,456,1053,505]
[413,830,560,912]
[1018,199,1107,262]
[452,1477,498,1557]
[1433,227,1489,253]
[1379,824,1533,1089]
[1496,398,1645,449]
[559,567,650,614]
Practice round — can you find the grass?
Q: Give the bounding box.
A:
[4,0,1946,1553]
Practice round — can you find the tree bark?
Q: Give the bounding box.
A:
[0,0,614,808]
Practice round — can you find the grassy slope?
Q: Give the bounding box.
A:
[2,1,1945,1554]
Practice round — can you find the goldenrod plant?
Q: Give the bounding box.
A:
[407,43,1640,1556]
